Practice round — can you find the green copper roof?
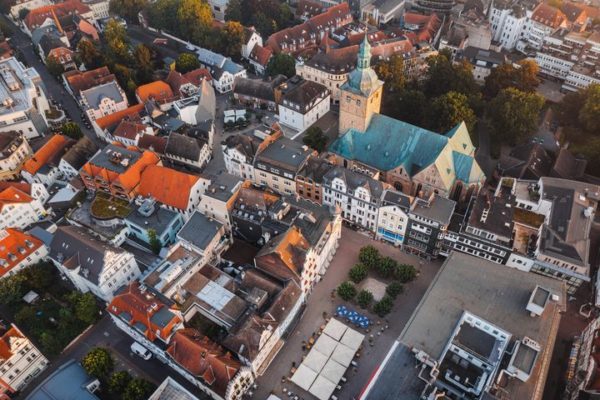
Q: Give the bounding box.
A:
[330,114,479,182]
[452,151,474,183]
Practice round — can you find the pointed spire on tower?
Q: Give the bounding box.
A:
[357,34,371,70]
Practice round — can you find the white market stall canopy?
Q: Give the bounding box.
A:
[290,318,365,400]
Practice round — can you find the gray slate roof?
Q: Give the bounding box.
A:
[322,166,384,200]
[61,137,98,170]
[26,359,99,400]
[411,195,456,225]
[165,132,207,162]
[81,81,124,109]
[177,211,223,252]
[49,225,125,285]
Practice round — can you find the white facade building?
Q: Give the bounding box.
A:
[0,324,48,396]
[49,225,142,302]
[83,0,110,19]
[0,187,46,230]
[0,58,50,139]
[322,166,384,232]
[0,228,48,279]
[278,78,330,132]
[489,2,527,50]
[0,131,32,181]
[80,81,129,121]
[376,190,412,246]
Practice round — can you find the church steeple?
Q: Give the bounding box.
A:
[357,35,371,70]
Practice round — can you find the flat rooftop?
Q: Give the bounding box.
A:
[363,252,565,400]
[88,144,142,174]
[0,58,40,116]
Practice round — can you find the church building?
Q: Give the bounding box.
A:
[330,37,485,201]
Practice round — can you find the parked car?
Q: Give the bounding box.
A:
[130,341,152,360]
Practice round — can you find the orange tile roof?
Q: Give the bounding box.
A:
[255,226,310,283]
[81,147,160,196]
[0,325,24,361]
[167,329,240,396]
[0,187,33,212]
[64,66,115,94]
[0,228,44,278]
[95,104,145,130]
[22,135,73,175]
[0,182,31,195]
[138,165,200,211]
[24,0,91,30]
[135,81,176,104]
[531,3,567,28]
[107,282,181,343]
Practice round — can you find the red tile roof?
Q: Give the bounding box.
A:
[107,282,181,343]
[22,135,74,175]
[266,2,352,54]
[0,325,24,361]
[167,329,240,396]
[0,182,31,195]
[138,165,200,211]
[0,229,44,278]
[24,0,91,30]
[113,119,149,141]
[137,134,167,155]
[531,3,567,28]
[0,187,33,212]
[249,45,273,67]
[64,66,116,94]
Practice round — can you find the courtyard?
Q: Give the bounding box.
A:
[252,227,442,399]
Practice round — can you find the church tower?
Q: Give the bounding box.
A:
[338,36,384,135]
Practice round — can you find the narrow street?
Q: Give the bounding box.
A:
[17,314,210,399]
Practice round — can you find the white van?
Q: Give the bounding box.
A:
[130,342,152,360]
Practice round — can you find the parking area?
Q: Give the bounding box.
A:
[252,227,442,400]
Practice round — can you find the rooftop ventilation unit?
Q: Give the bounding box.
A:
[526,285,551,317]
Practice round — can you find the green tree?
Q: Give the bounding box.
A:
[175,52,200,73]
[377,256,397,278]
[554,89,586,127]
[348,263,368,283]
[357,290,374,309]
[148,228,161,254]
[105,19,131,63]
[61,122,83,139]
[394,264,417,283]
[177,0,212,40]
[0,273,27,305]
[146,0,179,32]
[122,378,155,400]
[109,0,148,21]
[427,91,476,133]
[109,371,132,397]
[39,331,63,357]
[488,88,545,145]
[484,60,540,98]
[374,54,405,92]
[18,8,29,20]
[14,306,36,330]
[134,44,154,84]
[82,348,114,382]
[22,261,55,291]
[45,56,63,77]
[373,295,393,317]
[424,54,477,98]
[77,40,104,69]
[579,84,600,134]
[224,0,242,21]
[0,19,14,37]
[302,126,327,152]
[358,245,380,270]
[386,281,403,299]
[222,21,245,60]
[74,293,99,325]
[266,53,295,78]
[337,281,357,301]
[387,89,427,126]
